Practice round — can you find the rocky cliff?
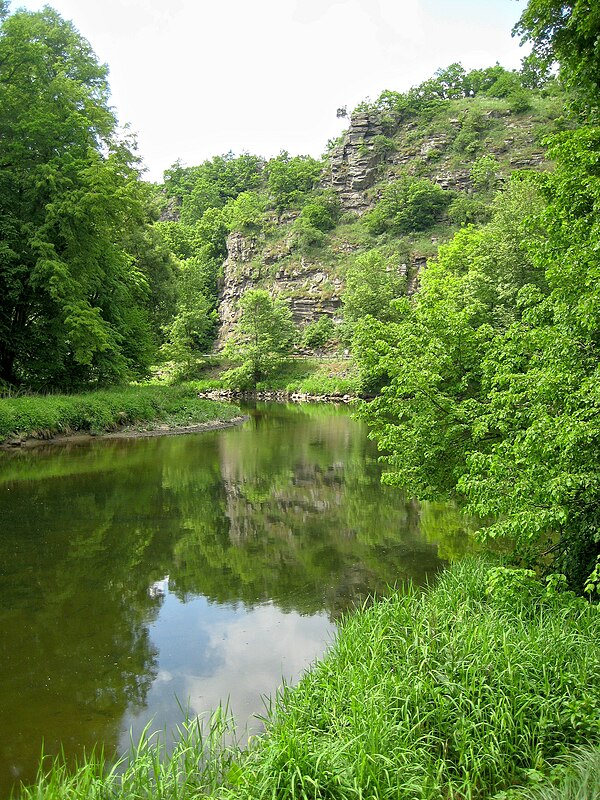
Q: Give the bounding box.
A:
[216,99,556,346]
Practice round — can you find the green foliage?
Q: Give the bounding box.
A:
[265,152,322,214]
[225,559,600,800]
[0,5,161,390]
[447,195,492,226]
[160,261,217,380]
[470,154,500,192]
[458,129,600,592]
[356,179,546,497]
[507,746,600,800]
[301,316,335,349]
[298,191,340,232]
[342,249,405,331]
[225,191,266,234]
[20,713,237,800]
[357,124,600,591]
[364,177,452,235]
[452,108,490,155]
[175,152,263,225]
[223,289,297,387]
[514,0,600,116]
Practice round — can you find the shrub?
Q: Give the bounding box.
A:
[301,316,335,349]
[364,177,453,234]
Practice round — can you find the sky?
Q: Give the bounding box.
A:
[14,0,530,182]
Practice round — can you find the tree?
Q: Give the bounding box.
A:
[459,130,600,591]
[343,250,404,330]
[356,180,546,513]
[0,6,156,389]
[265,152,322,215]
[364,177,452,235]
[514,0,600,114]
[223,290,296,388]
[160,260,217,380]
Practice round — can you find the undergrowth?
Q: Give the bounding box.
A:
[15,560,599,799]
[0,384,240,442]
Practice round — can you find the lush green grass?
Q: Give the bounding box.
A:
[16,560,599,800]
[0,384,241,442]
[18,711,238,800]
[190,358,360,396]
[507,745,600,800]
[226,559,599,800]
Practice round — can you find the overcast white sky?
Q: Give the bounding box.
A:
[14,1,529,181]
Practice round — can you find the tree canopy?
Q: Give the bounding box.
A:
[0,6,162,389]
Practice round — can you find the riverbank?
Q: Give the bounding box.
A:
[0,384,243,447]
[20,558,599,800]
[196,388,356,403]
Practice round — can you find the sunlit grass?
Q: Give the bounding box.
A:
[19,710,238,800]
[0,384,240,442]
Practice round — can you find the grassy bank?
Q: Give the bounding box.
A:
[186,356,360,396]
[19,559,599,800]
[0,384,241,443]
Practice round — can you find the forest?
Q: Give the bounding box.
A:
[1,0,598,598]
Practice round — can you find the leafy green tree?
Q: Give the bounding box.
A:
[225,191,266,234]
[343,250,405,330]
[265,152,322,215]
[298,191,340,232]
[0,6,156,389]
[356,179,545,498]
[177,152,263,225]
[364,177,452,235]
[160,261,217,379]
[223,289,296,387]
[514,0,600,113]
[470,155,500,193]
[459,129,600,590]
[302,316,335,350]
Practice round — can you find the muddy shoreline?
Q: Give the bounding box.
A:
[0,415,249,450]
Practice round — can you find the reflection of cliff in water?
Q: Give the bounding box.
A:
[0,403,476,792]
[167,404,449,619]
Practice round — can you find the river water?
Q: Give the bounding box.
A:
[0,403,472,793]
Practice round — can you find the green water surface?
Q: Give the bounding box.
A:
[0,403,473,794]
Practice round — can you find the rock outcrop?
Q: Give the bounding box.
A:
[217,232,343,346]
[327,110,385,213]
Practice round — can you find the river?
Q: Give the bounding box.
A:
[0,402,473,793]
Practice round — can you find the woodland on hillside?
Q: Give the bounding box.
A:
[1,0,599,594]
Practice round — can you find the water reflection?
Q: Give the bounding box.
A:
[0,403,474,793]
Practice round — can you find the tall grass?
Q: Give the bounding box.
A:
[0,384,240,442]
[508,745,600,800]
[19,710,238,800]
[227,559,599,800]
[15,560,600,800]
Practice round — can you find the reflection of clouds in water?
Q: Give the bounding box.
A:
[120,597,335,750]
[185,603,335,733]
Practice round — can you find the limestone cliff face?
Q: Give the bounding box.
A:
[216,105,552,346]
[327,110,385,213]
[217,231,343,346]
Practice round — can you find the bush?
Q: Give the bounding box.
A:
[364,177,453,234]
[301,316,335,349]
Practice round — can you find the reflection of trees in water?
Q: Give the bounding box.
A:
[0,456,172,788]
[165,405,452,619]
[0,405,473,790]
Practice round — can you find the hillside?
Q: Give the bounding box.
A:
[160,76,568,350]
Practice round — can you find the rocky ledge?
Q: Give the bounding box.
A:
[197,389,356,404]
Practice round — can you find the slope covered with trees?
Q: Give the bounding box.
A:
[0,4,176,391]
